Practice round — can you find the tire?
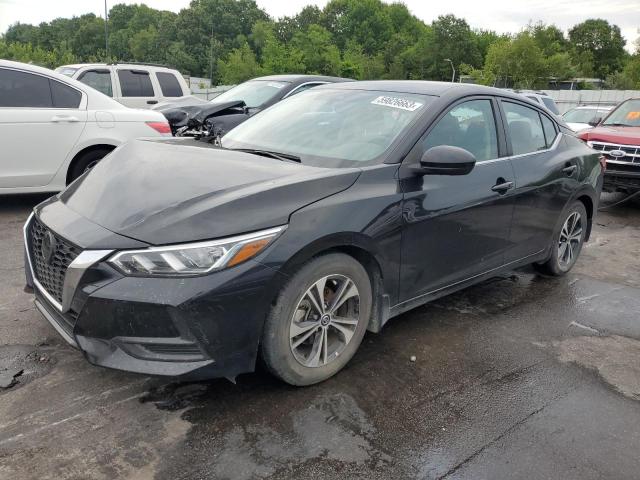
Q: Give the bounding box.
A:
[534,201,588,276]
[68,148,112,184]
[261,253,373,386]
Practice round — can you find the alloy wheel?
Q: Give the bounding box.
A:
[289,275,360,368]
[558,211,583,269]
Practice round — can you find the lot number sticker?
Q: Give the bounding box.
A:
[371,96,423,111]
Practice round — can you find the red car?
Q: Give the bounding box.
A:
[579,98,640,193]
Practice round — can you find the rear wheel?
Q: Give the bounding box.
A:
[534,201,587,276]
[261,253,372,386]
[68,148,113,184]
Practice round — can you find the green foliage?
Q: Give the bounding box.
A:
[0,1,635,86]
[482,33,548,88]
[569,19,627,79]
[217,41,260,83]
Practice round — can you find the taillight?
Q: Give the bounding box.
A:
[146,121,171,135]
[599,155,607,171]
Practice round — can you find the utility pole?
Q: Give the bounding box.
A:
[209,22,214,85]
[444,58,455,83]
[104,0,109,61]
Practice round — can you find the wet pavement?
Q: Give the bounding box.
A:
[1,193,639,479]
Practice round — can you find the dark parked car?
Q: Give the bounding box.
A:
[24,81,603,386]
[155,74,351,140]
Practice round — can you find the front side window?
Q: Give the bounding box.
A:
[602,99,640,127]
[78,70,113,97]
[117,69,154,97]
[212,80,289,108]
[0,68,52,107]
[502,102,547,155]
[156,72,183,97]
[287,82,324,97]
[222,89,432,167]
[423,99,498,161]
[541,97,560,115]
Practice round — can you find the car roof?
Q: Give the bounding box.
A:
[317,80,531,99]
[252,74,353,84]
[59,63,180,72]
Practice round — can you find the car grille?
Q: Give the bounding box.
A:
[29,217,80,304]
[590,141,640,166]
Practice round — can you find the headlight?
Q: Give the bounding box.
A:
[108,226,284,276]
[586,141,594,148]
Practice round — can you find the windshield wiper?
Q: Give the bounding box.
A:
[604,122,635,127]
[232,148,301,163]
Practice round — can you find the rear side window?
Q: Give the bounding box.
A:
[541,97,560,115]
[423,99,499,161]
[0,68,52,107]
[502,102,547,155]
[78,70,113,97]
[156,72,183,97]
[50,80,81,108]
[540,114,557,148]
[117,69,154,97]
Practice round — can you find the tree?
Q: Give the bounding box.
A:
[292,25,341,76]
[569,19,626,78]
[217,41,260,83]
[430,15,481,81]
[482,33,548,88]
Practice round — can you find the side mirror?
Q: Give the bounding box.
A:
[412,145,476,176]
[588,116,602,127]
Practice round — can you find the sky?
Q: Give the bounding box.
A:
[0,0,638,52]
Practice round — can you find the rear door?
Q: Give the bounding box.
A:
[399,97,516,302]
[0,67,87,188]
[115,68,157,108]
[499,99,573,263]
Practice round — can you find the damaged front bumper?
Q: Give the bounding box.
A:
[24,209,282,380]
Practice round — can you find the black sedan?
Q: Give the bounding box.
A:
[24,81,603,386]
[155,74,351,140]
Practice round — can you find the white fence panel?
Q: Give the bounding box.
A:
[543,90,640,113]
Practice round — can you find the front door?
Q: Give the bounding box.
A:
[399,97,515,303]
[0,67,87,188]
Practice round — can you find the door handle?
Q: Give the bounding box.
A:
[491,179,514,194]
[562,164,577,176]
[51,115,80,123]
[147,100,158,105]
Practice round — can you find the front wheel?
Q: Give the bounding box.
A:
[534,201,587,276]
[261,253,372,386]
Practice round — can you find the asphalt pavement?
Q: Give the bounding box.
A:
[0,193,639,480]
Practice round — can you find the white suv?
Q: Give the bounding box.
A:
[0,60,171,194]
[56,63,190,109]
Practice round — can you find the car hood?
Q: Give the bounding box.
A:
[566,122,592,132]
[59,138,360,245]
[157,100,247,129]
[581,125,640,145]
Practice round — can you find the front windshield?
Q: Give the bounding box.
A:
[563,108,609,124]
[211,80,289,108]
[55,67,78,77]
[602,99,640,127]
[221,88,432,167]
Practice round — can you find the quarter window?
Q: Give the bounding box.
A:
[78,70,113,97]
[423,99,499,161]
[50,80,81,108]
[540,114,557,148]
[0,68,52,107]
[117,69,154,97]
[502,102,547,155]
[156,72,183,97]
